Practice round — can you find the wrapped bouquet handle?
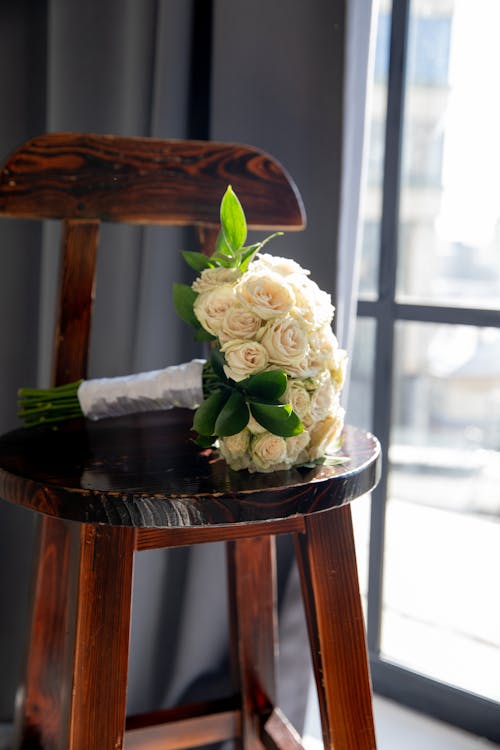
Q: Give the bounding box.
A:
[18,361,206,425]
[78,360,205,420]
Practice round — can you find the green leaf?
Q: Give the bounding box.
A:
[214,391,249,437]
[193,434,217,449]
[209,347,229,381]
[173,283,198,328]
[181,250,213,272]
[211,231,236,267]
[214,229,234,258]
[241,370,287,401]
[250,402,303,438]
[239,232,284,272]
[194,327,216,342]
[193,390,229,435]
[238,243,261,272]
[220,185,247,252]
[211,253,235,268]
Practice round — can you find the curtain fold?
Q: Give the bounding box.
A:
[336,0,377,357]
[0,0,374,732]
[0,0,48,724]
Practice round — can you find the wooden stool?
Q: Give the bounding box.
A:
[0,134,380,750]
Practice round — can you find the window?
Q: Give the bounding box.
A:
[350,0,500,740]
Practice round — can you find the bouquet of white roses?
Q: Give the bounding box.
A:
[173,186,347,472]
[18,186,347,473]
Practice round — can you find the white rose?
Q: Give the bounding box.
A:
[311,325,338,360]
[285,326,339,380]
[221,452,251,472]
[290,280,334,329]
[219,305,262,343]
[247,414,267,434]
[284,356,317,379]
[252,253,309,277]
[221,339,269,382]
[237,270,295,319]
[329,348,348,391]
[307,410,345,461]
[219,429,251,470]
[308,381,339,422]
[192,267,241,293]
[221,429,250,456]
[250,431,288,472]
[259,316,309,367]
[286,430,310,463]
[194,286,235,336]
[283,380,311,419]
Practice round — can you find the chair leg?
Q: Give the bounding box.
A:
[294,505,377,750]
[14,516,80,750]
[15,517,135,750]
[227,536,277,750]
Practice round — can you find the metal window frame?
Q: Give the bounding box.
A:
[360,0,500,742]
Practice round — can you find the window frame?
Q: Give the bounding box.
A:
[361,0,500,741]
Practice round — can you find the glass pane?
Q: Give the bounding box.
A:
[381,321,500,700]
[346,317,376,607]
[397,0,500,308]
[358,1,392,299]
[346,317,376,433]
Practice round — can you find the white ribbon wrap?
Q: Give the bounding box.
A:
[77,359,205,421]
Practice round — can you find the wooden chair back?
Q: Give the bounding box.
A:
[0,132,305,385]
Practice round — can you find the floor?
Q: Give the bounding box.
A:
[303,693,498,750]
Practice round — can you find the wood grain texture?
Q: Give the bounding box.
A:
[125,712,240,750]
[14,517,80,750]
[135,516,305,551]
[227,536,277,750]
[261,708,305,750]
[294,505,377,750]
[14,521,135,750]
[196,225,219,256]
[52,220,99,385]
[0,133,305,229]
[0,413,381,528]
[69,524,135,750]
[125,696,239,731]
[125,698,241,750]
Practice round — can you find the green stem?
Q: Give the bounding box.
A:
[18,380,83,427]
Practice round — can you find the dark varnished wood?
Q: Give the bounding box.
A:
[261,708,305,750]
[15,521,135,750]
[0,412,380,528]
[53,220,99,384]
[14,517,81,750]
[68,524,135,749]
[0,133,305,229]
[125,710,240,750]
[294,505,377,750]
[196,225,219,256]
[125,698,241,750]
[136,516,305,551]
[227,537,277,750]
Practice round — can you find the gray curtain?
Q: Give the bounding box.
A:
[0,0,374,734]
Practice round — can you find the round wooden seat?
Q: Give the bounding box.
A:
[0,410,380,528]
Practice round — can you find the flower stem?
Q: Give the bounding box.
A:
[18,381,83,427]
